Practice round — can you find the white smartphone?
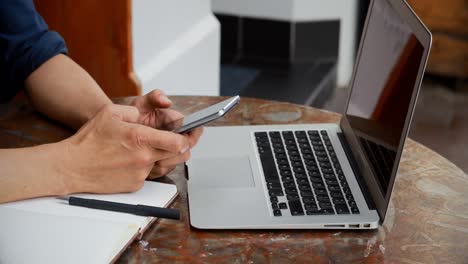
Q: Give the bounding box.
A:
[163,96,240,133]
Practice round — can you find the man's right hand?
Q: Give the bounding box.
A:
[60,104,190,194]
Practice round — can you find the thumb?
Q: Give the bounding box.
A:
[136,90,172,112]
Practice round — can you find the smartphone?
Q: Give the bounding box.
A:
[163,96,240,133]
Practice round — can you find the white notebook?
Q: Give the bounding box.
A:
[0,181,178,264]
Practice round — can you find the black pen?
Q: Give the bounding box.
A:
[57,196,180,220]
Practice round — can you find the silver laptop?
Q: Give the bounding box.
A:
[186,0,431,229]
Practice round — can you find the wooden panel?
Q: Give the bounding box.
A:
[428,33,468,78]
[35,0,141,97]
[408,0,468,35]
[407,0,468,78]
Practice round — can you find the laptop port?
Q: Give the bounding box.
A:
[349,224,360,228]
[324,224,345,228]
[363,224,371,228]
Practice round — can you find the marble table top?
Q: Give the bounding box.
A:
[1,96,466,263]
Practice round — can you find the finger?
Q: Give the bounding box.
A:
[157,109,184,129]
[159,108,184,121]
[134,124,190,154]
[155,150,191,168]
[148,165,177,179]
[106,104,140,124]
[145,145,182,161]
[136,90,172,112]
[148,90,172,108]
[152,150,189,176]
[185,127,204,148]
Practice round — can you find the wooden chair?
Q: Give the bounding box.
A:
[34,0,141,97]
[408,0,468,79]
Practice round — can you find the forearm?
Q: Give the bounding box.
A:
[0,143,69,203]
[24,54,112,129]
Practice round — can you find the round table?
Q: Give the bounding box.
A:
[1,96,467,263]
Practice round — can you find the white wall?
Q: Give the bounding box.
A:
[212,0,358,88]
[132,0,220,96]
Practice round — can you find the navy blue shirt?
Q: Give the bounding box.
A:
[0,0,68,102]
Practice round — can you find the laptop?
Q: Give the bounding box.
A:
[186,0,432,229]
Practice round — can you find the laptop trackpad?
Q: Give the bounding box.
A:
[190,156,256,188]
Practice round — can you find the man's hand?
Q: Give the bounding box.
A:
[130,90,203,179]
[61,104,191,194]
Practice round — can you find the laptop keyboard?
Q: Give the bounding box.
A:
[255,130,360,217]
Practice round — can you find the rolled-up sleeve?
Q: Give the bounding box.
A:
[0,0,68,102]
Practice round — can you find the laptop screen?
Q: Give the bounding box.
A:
[345,0,424,197]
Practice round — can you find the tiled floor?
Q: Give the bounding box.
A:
[322,78,468,173]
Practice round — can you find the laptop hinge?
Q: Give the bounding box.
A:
[337,132,376,210]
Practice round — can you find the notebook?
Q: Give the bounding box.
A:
[0,181,178,264]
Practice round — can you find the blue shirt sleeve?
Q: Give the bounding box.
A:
[0,0,68,102]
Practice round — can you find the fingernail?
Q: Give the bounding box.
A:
[180,145,189,154]
[160,95,172,104]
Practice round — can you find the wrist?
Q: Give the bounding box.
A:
[45,140,80,195]
[24,142,73,197]
[84,99,113,124]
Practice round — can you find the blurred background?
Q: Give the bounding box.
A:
[35,0,467,172]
